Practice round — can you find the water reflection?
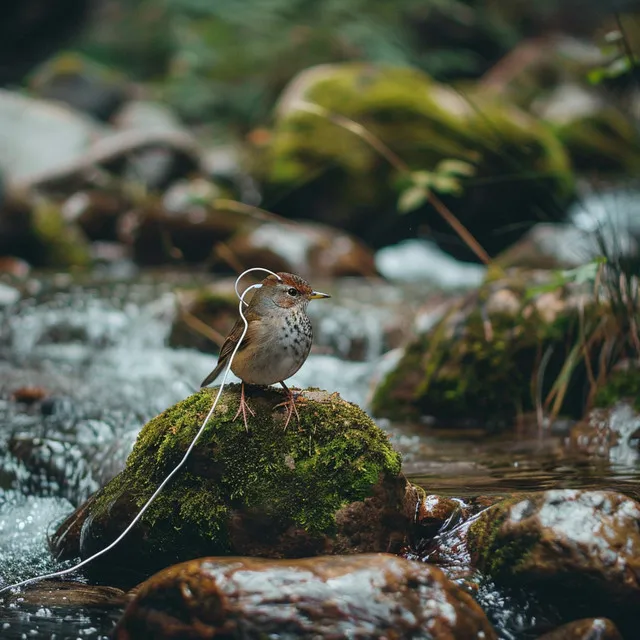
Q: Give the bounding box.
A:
[393,422,640,501]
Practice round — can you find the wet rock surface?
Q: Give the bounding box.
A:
[51,386,418,585]
[569,402,640,465]
[468,489,640,634]
[5,580,126,609]
[535,617,622,640]
[114,554,497,640]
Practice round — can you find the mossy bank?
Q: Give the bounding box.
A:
[51,385,417,585]
[372,270,599,427]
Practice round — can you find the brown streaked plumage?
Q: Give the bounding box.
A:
[200,271,330,429]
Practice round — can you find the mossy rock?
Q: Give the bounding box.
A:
[258,63,573,257]
[51,385,417,585]
[467,490,640,634]
[371,270,594,426]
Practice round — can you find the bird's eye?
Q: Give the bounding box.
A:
[287,287,298,297]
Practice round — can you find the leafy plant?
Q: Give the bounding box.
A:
[397,160,476,214]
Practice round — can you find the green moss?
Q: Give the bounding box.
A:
[259,63,573,253]
[594,367,640,412]
[467,496,539,578]
[88,386,402,567]
[31,199,91,267]
[269,66,573,192]
[372,276,594,426]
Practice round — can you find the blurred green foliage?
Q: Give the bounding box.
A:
[76,0,522,128]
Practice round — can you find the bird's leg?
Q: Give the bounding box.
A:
[233,382,255,432]
[274,381,304,430]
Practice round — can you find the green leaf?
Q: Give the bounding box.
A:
[398,185,429,214]
[524,257,606,300]
[431,174,463,195]
[561,257,606,285]
[408,170,433,188]
[435,159,476,177]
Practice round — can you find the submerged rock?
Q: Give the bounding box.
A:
[52,386,419,583]
[468,489,640,633]
[536,617,622,640]
[5,580,126,609]
[114,554,497,640]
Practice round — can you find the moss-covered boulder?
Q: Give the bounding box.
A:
[51,385,419,584]
[372,270,593,426]
[467,489,640,634]
[258,63,573,257]
[0,191,91,268]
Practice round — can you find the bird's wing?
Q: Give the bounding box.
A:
[200,317,255,387]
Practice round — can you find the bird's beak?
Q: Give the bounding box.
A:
[309,291,331,300]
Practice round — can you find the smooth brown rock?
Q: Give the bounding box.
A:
[114,554,497,640]
[119,201,241,265]
[5,580,126,609]
[414,494,468,540]
[536,618,622,640]
[222,220,378,280]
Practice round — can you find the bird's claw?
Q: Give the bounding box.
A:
[233,383,255,432]
[275,390,305,430]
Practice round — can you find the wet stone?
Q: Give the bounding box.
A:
[468,489,640,634]
[4,580,126,609]
[221,220,379,281]
[114,554,498,640]
[414,494,469,540]
[535,617,622,640]
[569,402,640,466]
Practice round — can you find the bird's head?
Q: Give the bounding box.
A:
[254,272,330,311]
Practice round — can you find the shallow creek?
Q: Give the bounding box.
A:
[0,273,638,639]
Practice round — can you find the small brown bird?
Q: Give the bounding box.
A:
[200,272,330,429]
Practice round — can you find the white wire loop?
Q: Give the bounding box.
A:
[0,267,282,595]
[234,267,281,305]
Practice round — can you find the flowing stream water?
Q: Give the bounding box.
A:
[0,271,638,639]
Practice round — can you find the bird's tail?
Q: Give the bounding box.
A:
[200,361,224,388]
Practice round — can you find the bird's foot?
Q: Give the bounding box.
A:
[275,387,305,430]
[233,384,255,432]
